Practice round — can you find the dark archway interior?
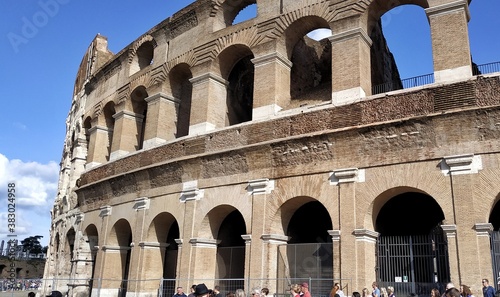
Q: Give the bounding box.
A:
[218,210,245,247]
[227,55,254,125]
[287,201,333,244]
[490,199,500,231]
[216,210,246,278]
[163,221,180,278]
[376,192,445,235]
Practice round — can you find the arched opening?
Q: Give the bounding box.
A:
[169,63,193,138]
[130,41,154,75]
[84,224,99,297]
[103,102,115,161]
[145,213,180,295]
[489,197,500,287]
[109,219,132,297]
[66,228,76,261]
[213,0,257,31]
[233,3,257,25]
[83,117,92,162]
[285,16,332,108]
[217,45,255,125]
[468,1,500,75]
[278,199,333,295]
[369,2,433,94]
[131,86,148,150]
[216,209,246,291]
[375,191,449,296]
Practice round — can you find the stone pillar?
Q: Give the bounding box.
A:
[329,24,372,105]
[353,229,379,289]
[128,197,151,297]
[251,53,292,120]
[136,242,168,295]
[188,72,228,135]
[442,225,459,284]
[110,109,144,161]
[257,0,281,19]
[474,223,494,284]
[261,234,290,294]
[247,179,275,281]
[442,154,483,285]
[92,206,112,297]
[189,238,219,283]
[143,93,180,149]
[100,246,132,297]
[329,230,341,281]
[426,0,472,83]
[330,168,366,287]
[178,181,204,282]
[241,235,252,283]
[86,125,112,168]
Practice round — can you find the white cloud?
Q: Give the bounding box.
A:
[0,153,59,247]
[307,28,332,41]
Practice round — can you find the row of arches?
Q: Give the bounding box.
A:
[52,189,500,296]
[85,3,448,165]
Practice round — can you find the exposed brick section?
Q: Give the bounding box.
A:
[78,77,500,190]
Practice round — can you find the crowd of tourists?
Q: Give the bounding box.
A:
[0,278,42,291]
[174,280,500,297]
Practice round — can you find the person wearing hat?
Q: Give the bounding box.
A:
[301,283,311,297]
[47,291,63,297]
[194,284,210,297]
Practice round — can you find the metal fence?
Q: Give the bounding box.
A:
[372,73,435,95]
[372,60,500,95]
[475,61,500,76]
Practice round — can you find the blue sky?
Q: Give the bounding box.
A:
[0,0,499,248]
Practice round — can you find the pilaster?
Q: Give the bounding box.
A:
[188,72,228,135]
[426,0,472,82]
[143,93,180,149]
[441,224,459,284]
[353,229,379,288]
[251,53,292,120]
[474,223,494,283]
[329,25,372,105]
[110,110,145,160]
[86,125,112,169]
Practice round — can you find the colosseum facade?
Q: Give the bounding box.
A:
[44,1,500,297]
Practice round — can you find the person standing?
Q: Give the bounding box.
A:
[334,283,345,297]
[387,286,395,297]
[372,282,381,297]
[483,279,495,297]
[174,287,188,297]
[188,285,197,297]
[213,286,223,297]
[301,283,311,297]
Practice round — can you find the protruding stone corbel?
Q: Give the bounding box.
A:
[474,223,493,237]
[261,234,290,244]
[189,238,219,248]
[180,181,204,202]
[353,229,379,243]
[133,197,150,211]
[328,230,341,242]
[441,154,482,176]
[330,168,365,185]
[99,206,112,218]
[441,225,457,238]
[248,178,275,195]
